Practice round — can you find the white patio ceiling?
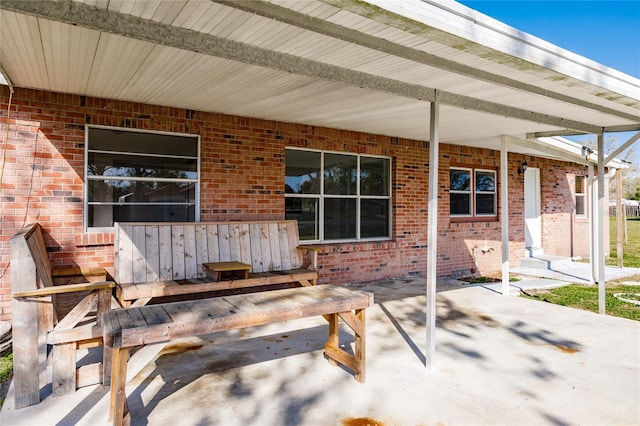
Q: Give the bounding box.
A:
[1,0,639,158]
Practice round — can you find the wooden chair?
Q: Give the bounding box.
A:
[11,223,115,408]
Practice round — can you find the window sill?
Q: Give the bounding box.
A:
[303,240,398,254]
[450,216,499,224]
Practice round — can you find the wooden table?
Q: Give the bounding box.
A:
[203,261,252,281]
[103,284,373,426]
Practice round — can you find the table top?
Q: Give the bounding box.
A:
[103,284,374,348]
[203,261,252,272]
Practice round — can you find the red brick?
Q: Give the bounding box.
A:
[0,86,597,321]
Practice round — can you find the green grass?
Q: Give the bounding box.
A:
[460,275,520,284]
[522,217,640,321]
[0,353,11,383]
[522,280,640,321]
[0,352,13,408]
[608,217,640,268]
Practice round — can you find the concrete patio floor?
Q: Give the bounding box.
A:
[2,265,640,426]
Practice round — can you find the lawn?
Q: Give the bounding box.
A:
[0,353,12,408]
[522,216,640,321]
[522,281,640,321]
[608,216,640,268]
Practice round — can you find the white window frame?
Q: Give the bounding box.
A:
[575,175,587,218]
[84,125,200,231]
[474,168,497,217]
[450,167,473,217]
[450,167,497,218]
[285,147,392,243]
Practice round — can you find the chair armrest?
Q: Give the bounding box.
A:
[297,245,322,252]
[13,281,115,299]
[297,245,322,270]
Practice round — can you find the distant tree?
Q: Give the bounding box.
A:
[631,178,640,201]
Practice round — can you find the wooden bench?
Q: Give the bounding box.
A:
[10,223,115,408]
[113,220,322,307]
[103,284,373,426]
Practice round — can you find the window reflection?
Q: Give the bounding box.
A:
[285,150,320,194]
[324,198,357,239]
[361,157,389,196]
[87,127,198,228]
[476,171,495,191]
[324,153,357,195]
[450,170,471,191]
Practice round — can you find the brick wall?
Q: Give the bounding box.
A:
[0,86,594,321]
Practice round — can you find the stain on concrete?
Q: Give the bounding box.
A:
[341,417,385,426]
[555,344,579,354]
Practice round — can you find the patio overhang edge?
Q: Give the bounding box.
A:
[0,0,610,135]
[216,0,640,124]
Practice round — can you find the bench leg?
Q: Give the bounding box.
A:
[354,308,366,383]
[324,308,367,383]
[102,344,113,387]
[109,347,130,426]
[52,342,76,396]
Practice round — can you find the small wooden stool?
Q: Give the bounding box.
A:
[203,261,251,281]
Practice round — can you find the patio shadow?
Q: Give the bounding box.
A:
[126,325,354,425]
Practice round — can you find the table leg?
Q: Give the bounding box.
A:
[324,309,367,383]
[109,346,130,426]
[326,313,339,366]
[354,308,366,383]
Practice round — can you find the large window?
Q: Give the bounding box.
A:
[450,167,496,218]
[285,148,391,242]
[85,126,199,229]
[575,175,586,217]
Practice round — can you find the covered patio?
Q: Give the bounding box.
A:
[2,268,640,425]
[1,0,640,423]
[2,0,638,338]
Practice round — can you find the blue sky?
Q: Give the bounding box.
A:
[457,0,640,169]
[457,1,640,78]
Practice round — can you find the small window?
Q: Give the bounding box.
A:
[285,148,391,242]
[450,167,496,218]
[85,126,199,229]
[575,175,586,217]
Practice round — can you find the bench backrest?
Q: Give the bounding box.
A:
[11,223,55,290]
[11,223,59,334]
[114,220,304,284]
